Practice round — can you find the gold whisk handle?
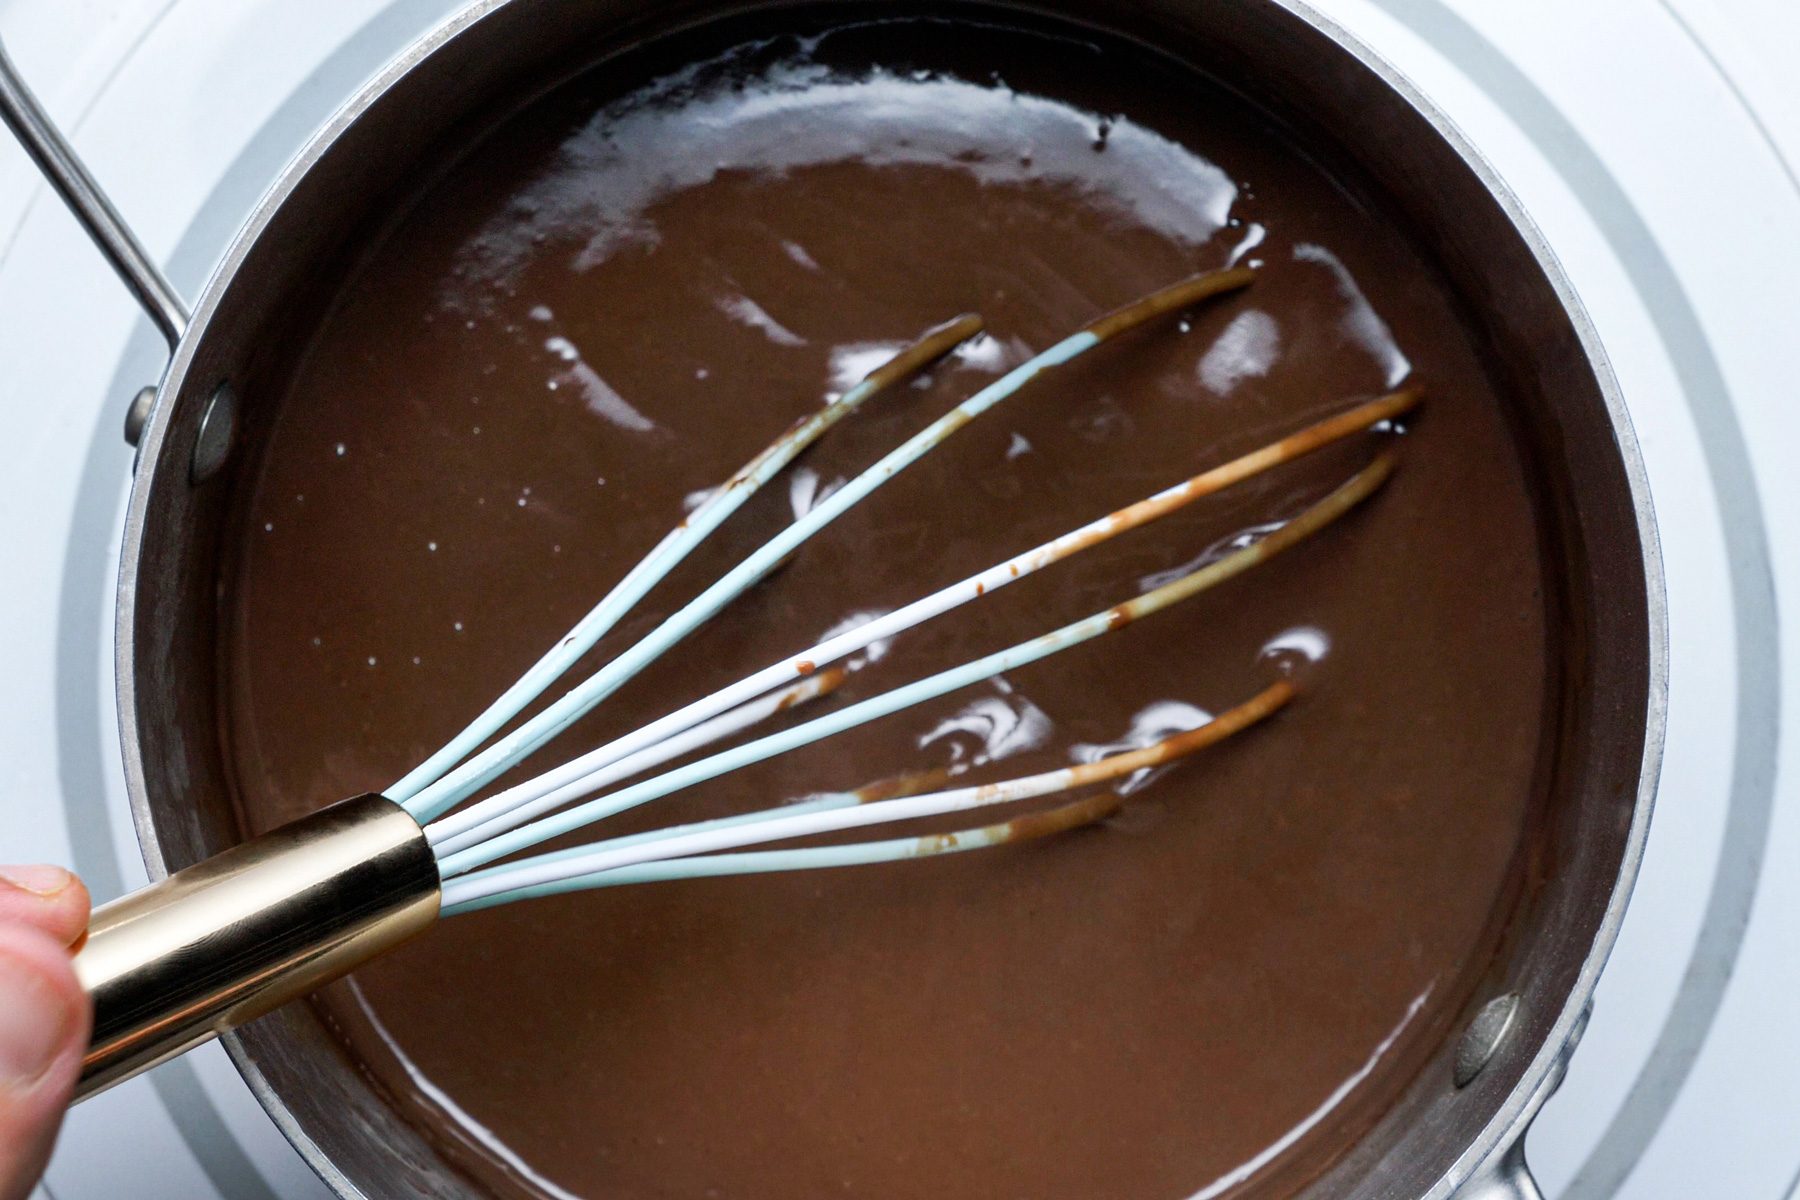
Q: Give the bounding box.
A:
[71,793,440,1100]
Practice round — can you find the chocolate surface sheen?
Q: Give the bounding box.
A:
[222,12,1552,1199]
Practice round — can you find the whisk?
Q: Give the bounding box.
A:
[72,267,1421,1096]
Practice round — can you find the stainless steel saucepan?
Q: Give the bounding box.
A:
[0,2,1664,1197]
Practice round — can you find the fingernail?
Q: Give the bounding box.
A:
[0,956,74,1087]
[0,865,72,897]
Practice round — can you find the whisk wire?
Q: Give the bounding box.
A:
[439,677,1296,911]
[444,797,1120,915]
[442,680,1293,914]
[387,313,982,806]
[403,269,1254,821]
[435,450,1396,880]
[427,387,1417,856]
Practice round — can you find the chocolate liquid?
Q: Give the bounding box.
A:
[222,13,1551,1199]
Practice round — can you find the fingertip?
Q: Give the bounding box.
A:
[0,868,91,948]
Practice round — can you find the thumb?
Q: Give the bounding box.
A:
[0,926,89,1200]
[0,867,91,949]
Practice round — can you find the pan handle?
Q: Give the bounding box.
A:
[0,33,189,355]
[1458,1141,1544,1200]
[1454,1003,1589,1200]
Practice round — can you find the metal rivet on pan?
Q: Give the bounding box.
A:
[191,382,237,483]
[123,385,155,448]
[1454,993,1521,1088]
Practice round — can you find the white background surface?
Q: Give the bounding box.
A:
[1,1,1796,1196]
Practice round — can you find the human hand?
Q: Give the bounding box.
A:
[0,867,90,1200]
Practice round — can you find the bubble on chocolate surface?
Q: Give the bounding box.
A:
[787,466,845,519]
[815,608,893,669]
[917,689,1053,767]
[826,341,906,393]
[1263,625,1329,663]
[1072,699,1214,795]
[1139,520,1283,592]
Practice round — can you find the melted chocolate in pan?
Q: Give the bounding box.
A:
[222,13,1551,1199]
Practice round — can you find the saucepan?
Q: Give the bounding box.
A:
[0,1,1664,1196]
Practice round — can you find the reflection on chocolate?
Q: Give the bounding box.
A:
[222,13,1551,1199]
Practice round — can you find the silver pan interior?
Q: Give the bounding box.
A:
[117,1,1664,1196]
